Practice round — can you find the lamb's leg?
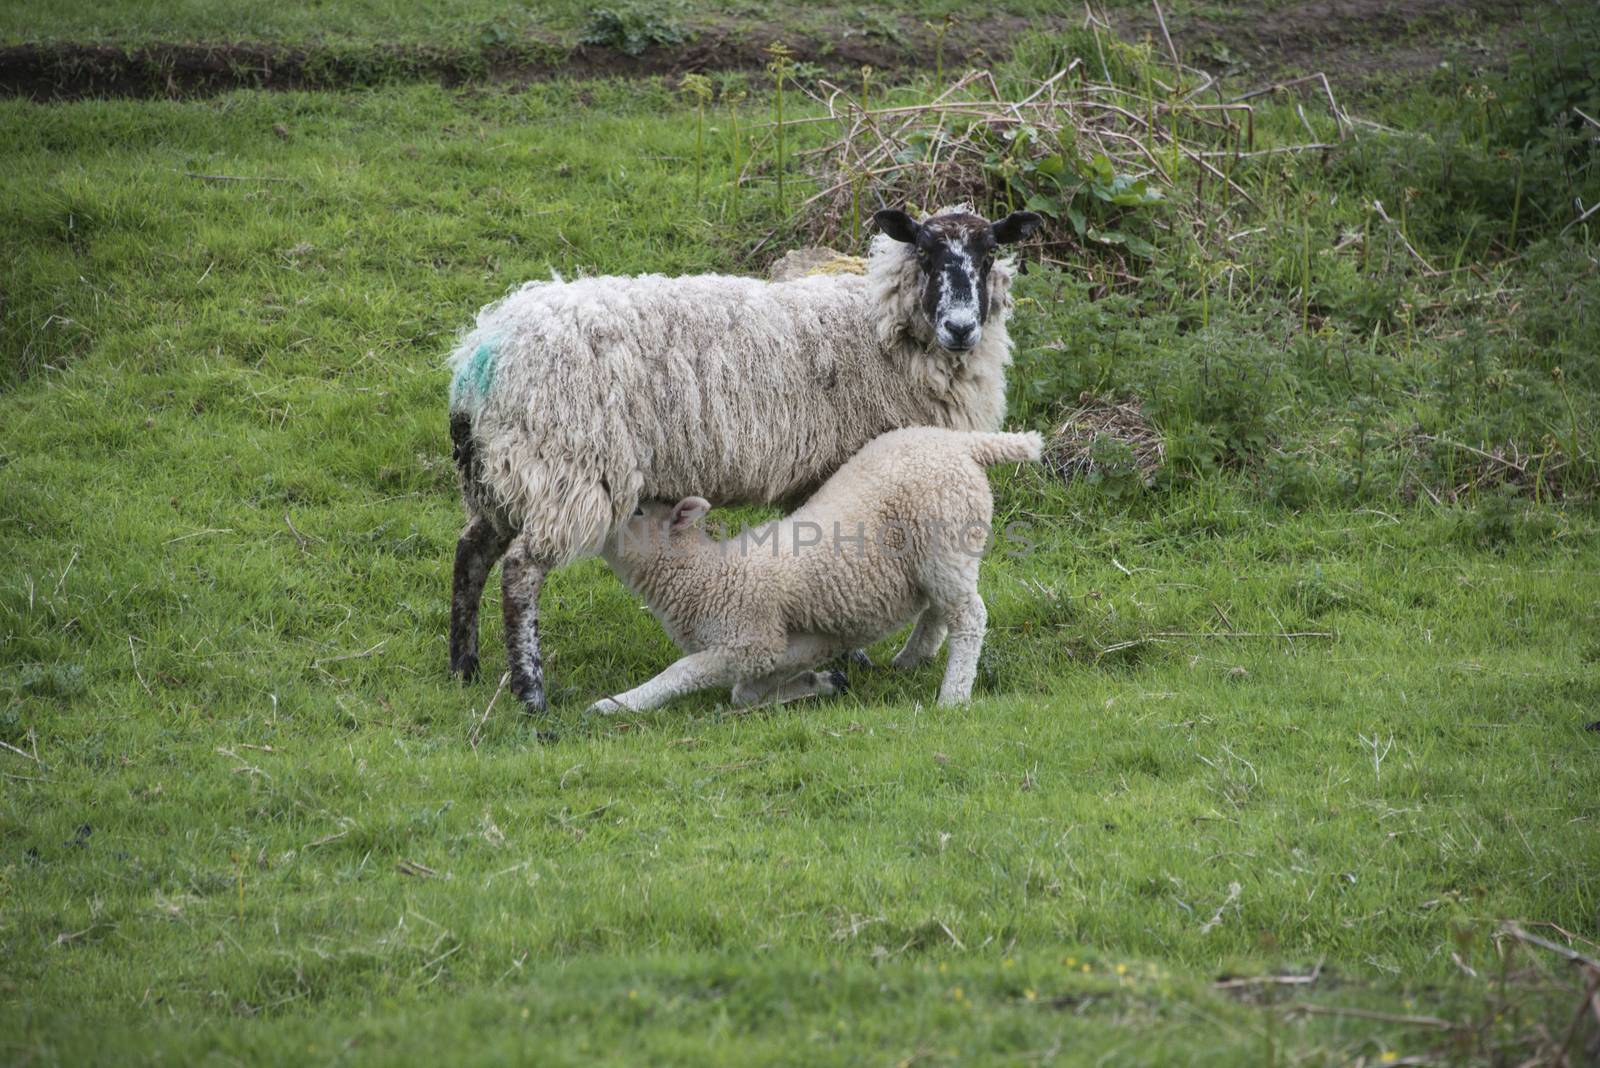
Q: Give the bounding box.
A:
[935,594,987,706]
[891,607,948,670]
[588,650,741,715]
[733,668,849,707]
[732,634,848,707]
[501,536,554,714]
[449,515,513,682]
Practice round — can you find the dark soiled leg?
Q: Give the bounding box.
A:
[501,537,552,714]
[449,515,512,682]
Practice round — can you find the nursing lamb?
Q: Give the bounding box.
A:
[591,426,1043,713]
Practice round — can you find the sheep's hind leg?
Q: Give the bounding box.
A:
[891,607,948,670]
[588,650,742,715]
[501,537,554,714]
[934,594,987,706]
[449,515,513,682]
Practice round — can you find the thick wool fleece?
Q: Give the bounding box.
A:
[597,427,1044,711]
[447,216,1017,566]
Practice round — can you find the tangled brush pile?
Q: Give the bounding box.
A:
[777,6,1356,283]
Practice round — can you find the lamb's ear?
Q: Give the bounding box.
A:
[992,211,1044,244]
[669,497,711,532]
[873,209,922,244]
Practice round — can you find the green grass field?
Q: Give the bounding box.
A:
[3,4,1600,1064]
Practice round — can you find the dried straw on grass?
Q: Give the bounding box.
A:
[1405,432,1587,504]
[1046,393,1165,486]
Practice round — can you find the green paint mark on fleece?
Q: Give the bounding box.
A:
[450,338,499,411]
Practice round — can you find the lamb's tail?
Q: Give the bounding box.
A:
[968,430,1044,467]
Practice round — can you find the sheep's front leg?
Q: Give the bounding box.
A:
[588,650,740,715]
[935,594,987,706]
[890,607,948,670]
[449,515,513,682]
[501,536,553,714]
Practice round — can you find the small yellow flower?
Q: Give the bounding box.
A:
[1080,963,1091,973]
[1024,989,1037,1001]
[1002,957,1015,968]
[1115,963,1129,976]
[938,962,948,974]
[1063,956,1077,967]
[520,1007,529,1020]
[627,989,637,1000]
[1380,1053,1398,1064]
[951,986,965,1001]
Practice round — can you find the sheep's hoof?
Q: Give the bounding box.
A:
[1586,719,1600,732]
[844,649,874,669]
[587,697,628,716]
[450,654,480,683]
[508,670,547,714]
[825,669,849,696]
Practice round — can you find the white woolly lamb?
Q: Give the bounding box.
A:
[589,426,1044,713]
[447,205,1042,713]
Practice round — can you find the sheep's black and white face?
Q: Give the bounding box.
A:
[875,208,1043,353]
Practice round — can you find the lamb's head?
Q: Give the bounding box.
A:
[602,497,711,578]
[873,206,1043,353]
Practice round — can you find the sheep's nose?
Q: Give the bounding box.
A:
[944,321,975,346]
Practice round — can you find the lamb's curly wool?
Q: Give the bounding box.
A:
[593,427,1044,713]
[446,204,1040,713]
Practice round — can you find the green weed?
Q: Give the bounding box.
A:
[579,4,689,56]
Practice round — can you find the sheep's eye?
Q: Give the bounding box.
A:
[632,507,645,517]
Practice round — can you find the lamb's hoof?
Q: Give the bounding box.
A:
[587,697,628,716]
[824,669,849,696]
[1586,719,1600,732]
[847,649,874,669]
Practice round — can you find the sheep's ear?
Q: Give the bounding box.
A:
[669,497,711,532]
[992,211,1044,244]
[873,209,922,244]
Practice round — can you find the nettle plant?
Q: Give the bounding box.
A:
[997,134,1166,259]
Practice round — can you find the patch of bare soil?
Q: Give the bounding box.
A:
[0,17,1059,101]
[0,1,1533,102]
[1113,0,1530,84]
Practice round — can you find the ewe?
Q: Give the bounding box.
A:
[447,206,1042,712]
[592,427,1043,713]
